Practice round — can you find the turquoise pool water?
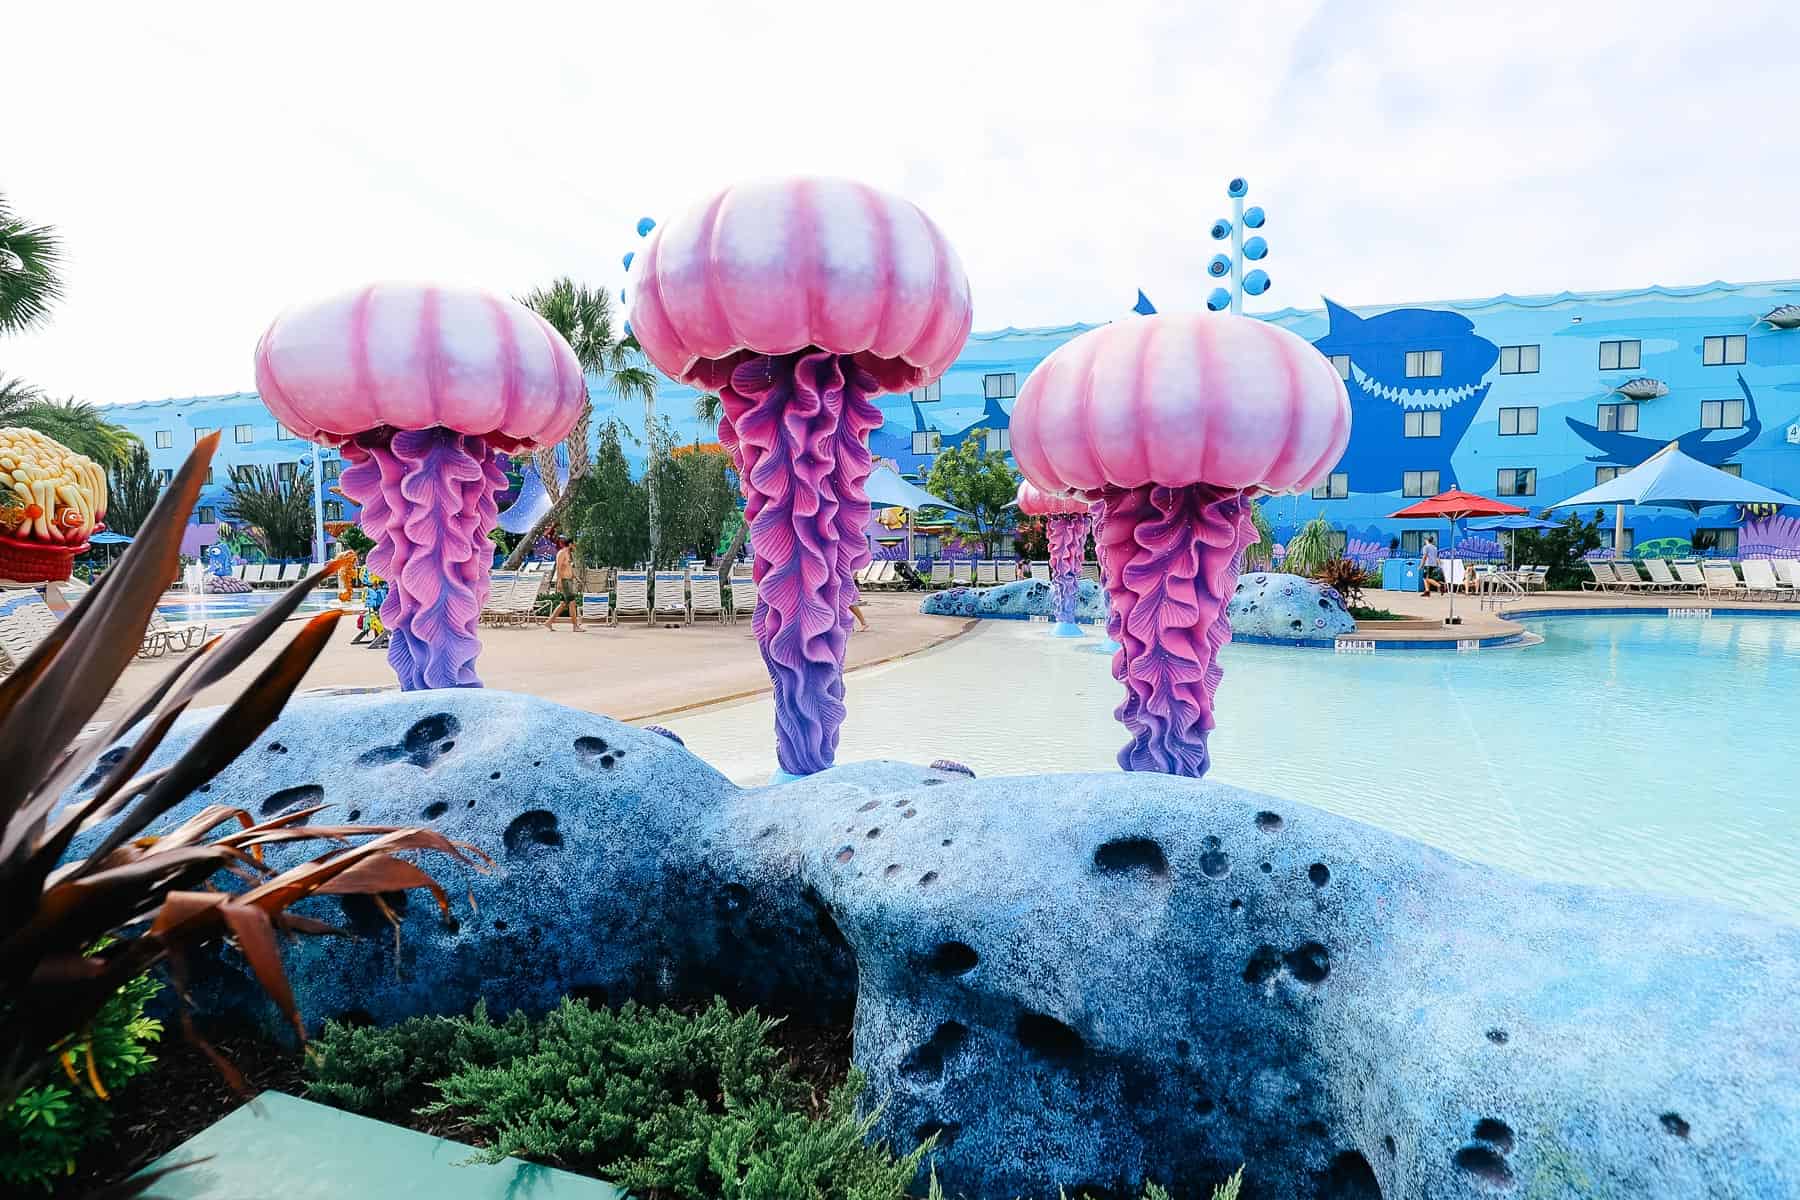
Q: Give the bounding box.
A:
[156,591,343,623]
[663,614,1800,922]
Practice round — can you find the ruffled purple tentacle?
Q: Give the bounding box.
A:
[720,349,881,776]
[1096,482,1255,778]
[340,427,505,691]
[1047,513,1087,626]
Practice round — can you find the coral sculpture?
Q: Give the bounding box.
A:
[0,426,108,583]
[1010,314,1349,778]
[630,178,972,776]
[255,284,586,690]
[1016,482,1090,636]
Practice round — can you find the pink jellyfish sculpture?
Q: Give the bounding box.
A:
[1010,313,1349,777]
[1016,481,1091,637]
[630,178,971,778]
[255,283,586,691]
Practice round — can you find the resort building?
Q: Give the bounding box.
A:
[104,278,1800,559]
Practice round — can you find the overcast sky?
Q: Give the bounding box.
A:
[6,0,1797,405]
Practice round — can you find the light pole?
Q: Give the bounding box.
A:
[1205,177,1271,315]
[312,441,325,563]
[623,216,659,567]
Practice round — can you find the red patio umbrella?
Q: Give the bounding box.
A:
[1389,489,1528,624]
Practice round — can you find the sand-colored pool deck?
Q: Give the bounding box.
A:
[92,582,1793,730]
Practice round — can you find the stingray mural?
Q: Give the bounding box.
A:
[1566,372,1762,466]
[1310,300,1498,493]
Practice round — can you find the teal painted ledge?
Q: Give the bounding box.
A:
[137,1090,626,1200]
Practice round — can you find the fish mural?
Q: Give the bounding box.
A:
[1566,372,1761,467]
[1310,300,1498,493]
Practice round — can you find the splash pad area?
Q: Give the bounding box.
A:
[664,612,1800,922]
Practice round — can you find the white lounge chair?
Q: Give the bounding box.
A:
[240,563,265,586]
[1775,560,1800,592]
[612,572,651,626]
[1080,561,1101,584]
[1610,561,1656,591]
[0,590,56,675]
[950,561,975,586]
[853,563,876,588]
[1583,561,1618,592]
[1741,559,1790,599]
[480,573,520,625]
[1673,561,1709,593]
[230,564,248,582]
[689,572,725,624]
[1032,560,1051,581]
[579,590,611,625]
[279,562,304,586]
[148,610,208,653]
[653,571,690,626]
[975,561,998,586]
[728,574,758,625]
[929,562,951,589]
[1640,559,1687,592]
[1702,563,1745,598]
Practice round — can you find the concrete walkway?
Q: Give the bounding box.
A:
[94,592,974,727]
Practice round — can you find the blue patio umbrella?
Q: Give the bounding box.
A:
[1464,515,1560,569]
[88,530,133,544]
[1548,442,1799,553]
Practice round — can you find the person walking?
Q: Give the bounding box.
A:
[545,537,584,631]
[1420,535,1446,597]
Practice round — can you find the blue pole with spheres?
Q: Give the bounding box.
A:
[1208,178,1270,313]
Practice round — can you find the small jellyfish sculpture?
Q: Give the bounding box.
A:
[1010,313,1348,777]
[256,284,586,690]
[630,178,971,777]
[1016,481,1091,636]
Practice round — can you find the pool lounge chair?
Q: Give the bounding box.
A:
[689,572,726,624]
[240,563,265,586]
[1641,559,1692,592]
[1702,563,1745,598]
[1080,561,1101,584]
[950,561,975,587]
[579,591,611,625]
[479,573,521,625]
[1032,560,1051,580]
[1740,559,1791,599]
[279,562,305,586]
[611,573,650,626]
[1583,561,1619,591]
[1673,561,1709,593]
[975,561,998,586]
[230,564,248,582]
[728,574,757,625]
[148,611,208,653]
[929,562,951,588]
[0,591,57,676]
[1776,560,1800,593]
[1609,561,1657,591]
[653,571,690,627]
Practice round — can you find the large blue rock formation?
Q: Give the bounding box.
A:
[64,691,1800,1199]
[920,578,1107,622]
[1226,572,1357,641]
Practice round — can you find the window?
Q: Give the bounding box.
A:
[1702,335,1746,366]
[1718,463,1742,478]
[194,427,216,444]
[154,429,172,448]
[196,506,217,524]
[1595,466,1623,485]
[322,459,342,482]
[1499,344,1540,374]
[985,428,1011,453]
[1596,403,1639,432]
[323,500,344,520]
[1496,468,1536,497]
[1696,528,1738,557]
[153,469,173,486]
[277,461,298,482]
[911,430,942,455]
[1611,528,1636,554]
[1310,471,1348,500]
[1327,353,1351,381]
[205,469,214,485]
[233,423,254,443]
[1498,406,1538,436]
[1402,470,1440,498]
[1403,410,1442,438]
[1399,530,1439,555]
[1404,350,1443,378]
[275,422,295,440]
[1701,398,1745,429]
[1598,340,1641,370]
[982,373,1018,400]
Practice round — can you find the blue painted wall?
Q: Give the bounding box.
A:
[102,279,1800,559]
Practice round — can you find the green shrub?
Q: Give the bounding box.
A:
[0,971,162,1190]
[308,997,926,1200]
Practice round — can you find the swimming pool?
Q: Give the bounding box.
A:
[662,614,1800,922]
[156,590,345,623]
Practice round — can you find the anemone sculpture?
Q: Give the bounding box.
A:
[255,284,586,690]
[1010,313,1349,777]
[1016,481,1090,637]
[0,426,107,583]
[630,177,972,778]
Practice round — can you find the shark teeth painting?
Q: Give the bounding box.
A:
[1311,298,1499,493]
[1350,363,1483,410]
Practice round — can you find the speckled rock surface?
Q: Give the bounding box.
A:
[920,578,1107,623]
[1226,572,1356,640]
[65,690,1800,1199]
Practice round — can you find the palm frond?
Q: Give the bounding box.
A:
[223,464,314,560]
[0,195,66,335]
[5,395,139,470]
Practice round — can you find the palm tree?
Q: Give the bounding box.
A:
[0,195,65,335]
[693,391,723,443]
[0,383,139,470]
[224,464,316,560]
[105,443,160,536]
[500,278,658,569]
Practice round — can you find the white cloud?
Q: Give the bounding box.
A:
[3,0,1795,403]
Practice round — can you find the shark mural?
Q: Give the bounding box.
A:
[1566,372,1763,467]
[871,394,1013,478]
[1310,299,1498,493]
